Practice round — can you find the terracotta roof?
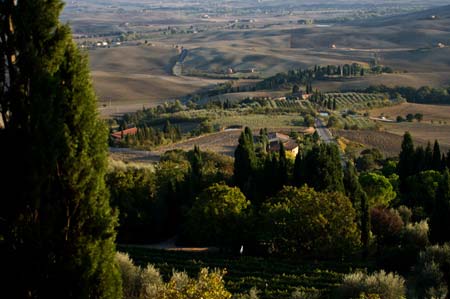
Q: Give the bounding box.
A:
[111,127,138,139]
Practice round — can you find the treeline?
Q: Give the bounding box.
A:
[107,129,450,295]
[365,85,450,105]
[255,64,367,91]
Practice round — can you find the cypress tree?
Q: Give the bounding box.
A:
[425,141,433,170]
[0,1,121,298]
[432,140,442,170]
[234,127,256,190]
[398,132,415,190]
[278,141,288,188]
[293,151,303,186]
[343,162,370,257]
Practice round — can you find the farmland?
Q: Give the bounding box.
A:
[120,247,371,299]
[368,102,450,123]
[325,92,391,110]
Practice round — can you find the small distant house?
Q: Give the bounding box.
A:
[437,42,445,48]
[111,127,138,140]
[227,67,234,74]
[330,44,337,49]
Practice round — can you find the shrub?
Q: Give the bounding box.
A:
[291,288,321,299]
[116,252,233,299]
[415,244,450,298]
[402,220,430,249]
[334,270,406,299]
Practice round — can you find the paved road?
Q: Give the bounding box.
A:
[315,118,347,166]
[314,118,335,144]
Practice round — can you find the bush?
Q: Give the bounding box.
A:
[116,252,233,299]
[334,270,406,299]
[291,289,321,299]
[402,220,429,249]
[415,244,450,298]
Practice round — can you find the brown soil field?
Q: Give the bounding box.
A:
[368,103,450,123]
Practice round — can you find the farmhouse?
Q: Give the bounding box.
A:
[111,127,138,140]
[267,132,299,155]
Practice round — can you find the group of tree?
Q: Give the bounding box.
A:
[396,113,423,123]
[255,63,367,91]
[365,85,450,105]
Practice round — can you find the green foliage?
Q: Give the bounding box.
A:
[0,2,121,297]
[260,186,360,257]
[359,172,396,207]
[184,183,250,248]
[334,270,406,299]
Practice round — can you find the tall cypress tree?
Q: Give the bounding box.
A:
[234,127,256,190]
[398,132,415,191]
[278,141,288,188]
[432,140,442,170]
[0,1,121,298]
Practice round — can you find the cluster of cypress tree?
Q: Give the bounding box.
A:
[1,1,120,297]
[397,132,450,244]
[256,63,366,91]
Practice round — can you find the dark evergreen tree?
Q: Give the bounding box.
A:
[278,141,288,188]
[360,190,370,258]
[293,151,303,186]
[425,141,433,169]
[398,132,415,190]
[0,1,121,297]
[333,98,337,110]
[414,146,426,174]
[432,140,442,170]
[234,127,256,190]
[430,169,450,244]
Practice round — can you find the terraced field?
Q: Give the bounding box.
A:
[121,247,371,299]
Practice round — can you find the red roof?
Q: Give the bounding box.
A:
[111,127,138,139]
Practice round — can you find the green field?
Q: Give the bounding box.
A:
[121,247,371,299]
